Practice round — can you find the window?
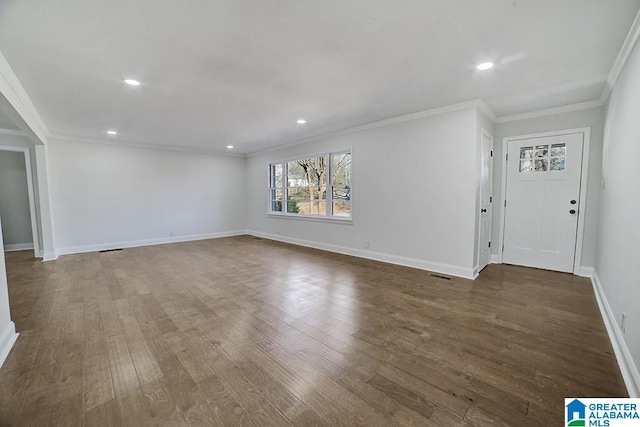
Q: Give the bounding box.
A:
[269,151,352,219]
[519,143,566,172]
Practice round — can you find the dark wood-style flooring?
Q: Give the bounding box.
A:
[0,236,626,426]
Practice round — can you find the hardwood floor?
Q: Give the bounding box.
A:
[0,236,626,426]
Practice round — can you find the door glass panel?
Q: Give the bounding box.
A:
[520,146,534,159]
[550,157,565,171]
[535,145,549,158]
[519,160,533,172]
[534,159,548,171]
[550,143,566,156]
[520,143,567,173]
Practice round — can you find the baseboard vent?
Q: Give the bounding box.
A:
[99,248,123,253]
[429,273,452,280]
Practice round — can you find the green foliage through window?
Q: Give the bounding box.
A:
[274,197,300,213]
[269,151,351,218]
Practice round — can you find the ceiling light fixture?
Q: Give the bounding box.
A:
[476,62,494,71]
[296,119,307,124]
[124,78,141,86]
[107,130,118,135]
[226,145,234,149]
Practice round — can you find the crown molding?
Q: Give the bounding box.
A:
[476,99,496,122]
[0,51,49,144]
[0,128,26,137]
[249,99,487,157]
[47,133,246,158]
[494,99,605,124]
[601,9,640,103]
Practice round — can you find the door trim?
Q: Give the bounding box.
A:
[497,127,591,274]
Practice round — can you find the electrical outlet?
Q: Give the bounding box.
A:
[364,241,370,249]
[621,313,627,333]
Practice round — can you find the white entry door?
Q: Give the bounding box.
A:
[503,132,584,273]
[477,131,493,273]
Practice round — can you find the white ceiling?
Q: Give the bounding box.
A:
[0,0,638,154]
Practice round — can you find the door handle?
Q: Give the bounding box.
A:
[569,209,576,214]
[481,209,487,213]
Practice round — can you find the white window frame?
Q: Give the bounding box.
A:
[267,149,352,223]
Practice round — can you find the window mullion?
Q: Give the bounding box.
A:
[283,162,288,214]
[326,153,332,217]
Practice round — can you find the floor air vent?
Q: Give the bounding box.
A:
[99,248,123,253]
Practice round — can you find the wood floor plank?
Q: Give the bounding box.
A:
[1,237,627,425]
[85,399,120,427]
[107,334,141,400]
[84,354,115,411]
[12,384,56,426]
[367,373,437,420]
[204,354,293,427]
[183,388,226,427]
[117,388,155,427]
[49,393,83,426]
[115,301,163,385]
[196,374,257,426]
[234,357,308,421]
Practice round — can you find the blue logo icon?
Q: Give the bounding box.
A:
[566,399,586,426]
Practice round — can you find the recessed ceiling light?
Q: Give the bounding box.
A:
[226,145,234,149]
[107,130,118,135]
[296,119,307,124]
[476,62,494,71]
[124,78,141,86]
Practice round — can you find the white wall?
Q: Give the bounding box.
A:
[47,138,247,254]
[491,106,605,270]
[0,150,33,248]
[0,216,18,367]
[247,107,480,278]
[594,37,640,396]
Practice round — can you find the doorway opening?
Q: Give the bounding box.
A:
[0,145,41,259]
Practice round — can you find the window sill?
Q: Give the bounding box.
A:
[267,213,353,225]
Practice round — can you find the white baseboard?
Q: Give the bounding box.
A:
[575,265,594,278]
[54,230,248,257]
[488,255,594,280]
[3,243,34,252]
[591,270,640,397]
[42,251,58,261]
[247,230,475,279]
[0,321,19,368]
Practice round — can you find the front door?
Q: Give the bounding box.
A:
[503,132,584,273]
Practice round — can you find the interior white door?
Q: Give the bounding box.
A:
[503,132,583,273]
[477,131,493,273]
